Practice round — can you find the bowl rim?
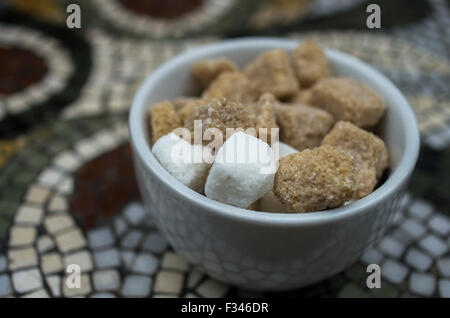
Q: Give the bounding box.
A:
[129,37,420,227]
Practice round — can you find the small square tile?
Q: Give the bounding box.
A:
[379,236,405,258]
[38,168,62,188]
[132,253,159,275]
[44,214,74,234]
[428,215,450,236]
[399,219,426,240]
[37,235,55,253]
[57,178,74,195]
[408,199,433,220]
[436,258,450,277]
[121,250,135,267]
[361,248,384,265]
[114,217,127,237]
[409,272,436,297]
[381,259,409,284]
[120,230,143,249]
[48,196,68,212]
[53,151,81,172]
[63,273,91,297]
[25,186,50,204]
[64,250,93,272]
[405,248,432,271]
[141,232,168,254]
[123,202,146,225]
[12,268,43,293]
[0,274,12,297]
[42,252,63,274]
[55,228,87,253]
[419,234,448,257]
[21,289,50,298]
[121,275,152,297]
[9,226,37,247]
[438,279,450,298]
[15,204,43,225]
[154,271,183,294]
[93,269,120,291]
[88,226,115,249]
[8,247,38,270]
[196,279,228,298]
[161,252,189,271]
[46,275,61,297]
[94,248,121,268]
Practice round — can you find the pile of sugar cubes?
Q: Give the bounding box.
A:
[148,41,389,213]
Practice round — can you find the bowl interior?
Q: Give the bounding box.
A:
[130,38,419,221]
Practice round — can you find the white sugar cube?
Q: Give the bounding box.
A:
[205,132,275,208]
[152,133,212,192]
[276,141,298,158]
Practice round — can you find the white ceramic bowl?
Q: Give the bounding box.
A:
[129,38,420,291]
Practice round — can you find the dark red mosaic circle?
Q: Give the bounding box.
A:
[0,46,48,95]
[118,0,204,19]
[70,143,141,230]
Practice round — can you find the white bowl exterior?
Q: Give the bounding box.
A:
[129,38,419,290]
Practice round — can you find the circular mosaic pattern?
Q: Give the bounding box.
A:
[0,115,448,298]
[0,24,73,120]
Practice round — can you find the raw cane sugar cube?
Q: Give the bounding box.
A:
[310,77,386,128]
[273,146,358,212]
[244,49,299,99]
[173,97,201,111]
[191,58,238,88]
[290,89,313,105]
[321,121,389,178]
[202,72,259,104]
[274,103,334,151]
[149,101,182,144]
[205,132,275,209]
[292,41,331,87]
[254,93,279,144]
[152,133,212,192]
[184,98,256,144]
[177,98,206,125]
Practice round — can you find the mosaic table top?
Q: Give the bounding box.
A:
[0,0,449,298]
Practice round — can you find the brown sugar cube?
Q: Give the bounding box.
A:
[310,77,386,128]
[191,58,238,88]
[290,89,313,105]
[173,97,200,111]
[321,121,389,178]
[177,98,207,125]
[274,103,334,151]
[244,49,299,99]
[254,93,278,144]
[273,146,358,212]
[184,98,256,144]
[292,41,332,87]
[202,72,259,104]
[149,101,182,144]
[353,159,377,198]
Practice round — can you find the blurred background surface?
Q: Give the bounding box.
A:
[0,0,449,298]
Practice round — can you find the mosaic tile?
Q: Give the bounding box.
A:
[120,230,143,249]
[62,273,91,297]
[90,293,116,298]
[14,204,43,225]
[9,226,37,247]
[154,271,184,295]
[8,247,38,270]
[41,253,63,274]
[46,275,61,297]
[25,186,50,204]
[87,226,115,249]
[405,248,433,272]
[53,151,81,172]
[196,279,229,298]
[94,248,121,268]
[37,168,63,188]
[379,236,405,259]
[428,215,450,236]
[408,199,433,220]
[419,234,448,258]
[132,253,159,275]
[161,252,189,272]
[93,269,121,291]
[409,272,436,297]
[121,275,152,297]
[55,228,87,253]
[123,202,146,226]
[48,196,68,212]
[187,269,203,289]
[37,235,55,253]
[436,258,450,277]
[0,255,6,272]
[121,250,135,267]
[12,268,43,294]
[64,250,93,272]
[0,274,12,297]
[141,232,169,254]
[438,279,450,298]
[361,248,384,265]
[399,219,426,240]
[44,214,74,234]
[114,217,128,237]
[22,289,50,298]
[381,259,409,284]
